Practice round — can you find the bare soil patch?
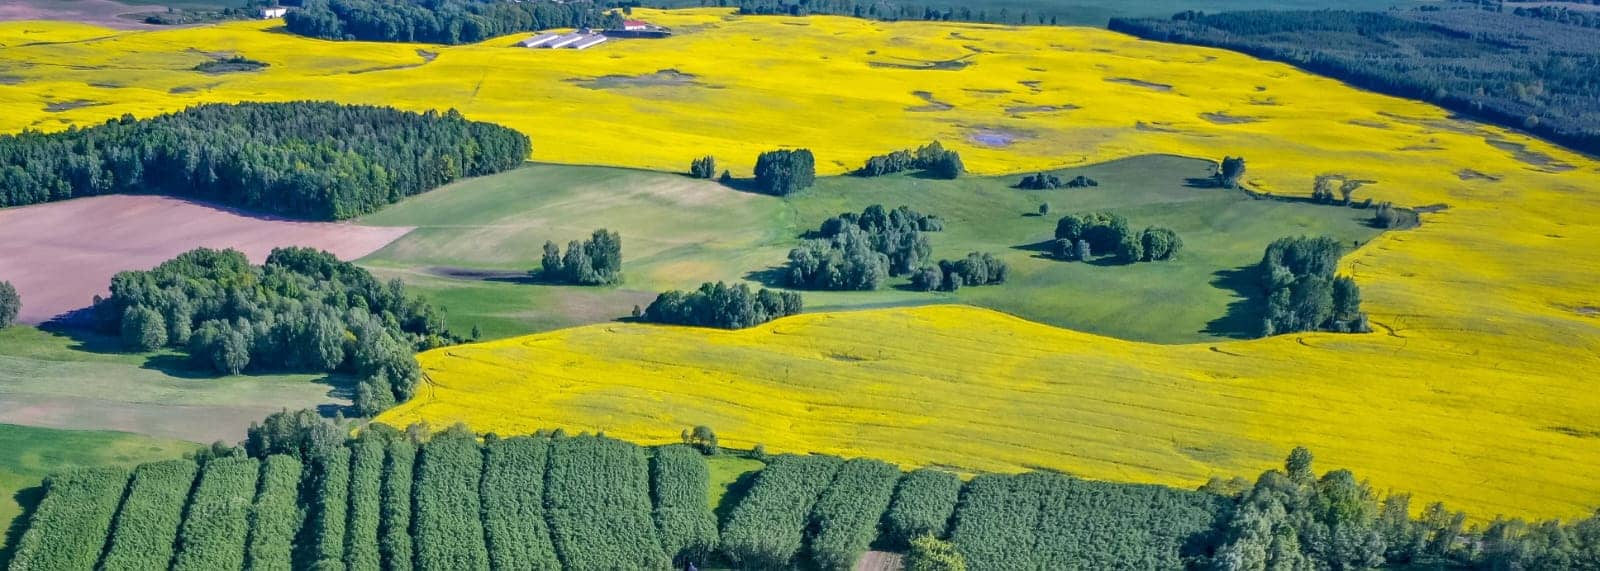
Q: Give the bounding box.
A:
[1484,138,1577,172]
[0,195,412,324]
[854,551,904,571]
[0,0,163,29]
[1200,111,1262,125]
[43,100,107,113]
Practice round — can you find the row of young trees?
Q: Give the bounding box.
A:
[1052,211,1183,263]
[0,101,529,220]
[98,247,447,415]
[639,281,803,329]
[18,414,1600,571]
[539,229,623,285]
[285,0,621,44]
[1258,236,1368,336]
[853,141,964,179]
[785,205,944,291]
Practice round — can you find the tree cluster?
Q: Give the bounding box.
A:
[786,205,944,290]
[910,252,1010,292]
[1016,173,1097,190]
[1109,10,1600,156]
[1258,236,1368,336]
[98,247,449,415]
[99,460,199,570]
[807,459,902,571]
[0,101,529,220]
[194,55,269,73]
[753,148,817,196]
[884,468,963,548]
[539,229,623,285]
[285,0,621,44]
[1052,212,1182,263]
[0,280,17,328]
[853,141,964,179]
[689,155,717,179]
[171,457,260,570]
[544,434,672,570]
[641,281,803,329]
[1513,4,1600,29]
[481,435,561,570]
[6,467,131,571]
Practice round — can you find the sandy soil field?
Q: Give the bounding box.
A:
[0,0,162,29]
[0,195,412,323]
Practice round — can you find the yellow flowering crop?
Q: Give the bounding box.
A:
[3,9,1598,520]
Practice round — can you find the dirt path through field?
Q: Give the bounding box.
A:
[0,195,412,324]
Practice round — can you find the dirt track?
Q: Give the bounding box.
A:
[0,195,412,324]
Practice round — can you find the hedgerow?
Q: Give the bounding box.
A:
[946,473,1044,571]
[309,447,351,568]
[100,460,198,571]
[379,436,417,571]
[649,444,719,565]
[172,457,261,571]
[7,467,130,571]
[480,435,560,571]
[544,434,671,570]
[883,468,962,547]
[246,454,305,571]
[414,428,489,571]
[806,458,902,571]
[719,454,845,569]
[346,437,384,571]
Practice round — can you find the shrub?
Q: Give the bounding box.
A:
[935,252,1009,290]
[906,534,968,571]
[0,280,18,328]
[1139,227,1183,261]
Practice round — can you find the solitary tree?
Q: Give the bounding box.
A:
[0,281,18,329]
[1218,156,1247,188]
[1075,239,1092,262]
[1038,202,1050,215]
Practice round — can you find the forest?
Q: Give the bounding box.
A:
[16,412,1598,571]
[1109,9,1600,155]
[284,0,622,44]
[96,247,451,415]
[0,102,529,220]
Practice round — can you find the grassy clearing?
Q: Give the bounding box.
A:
[362,156,1378,343]
[0,326,350,443]
[706,455,765,513]
[0,423,194,564]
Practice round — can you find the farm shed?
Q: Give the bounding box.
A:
[517,33,562,48]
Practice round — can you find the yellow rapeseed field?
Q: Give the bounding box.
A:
[3,10,1599,520]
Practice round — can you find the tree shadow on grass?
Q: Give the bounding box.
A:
[1202,265,1266,340]
[741,266,790,288]
[37,321,127,357]
[713,467,763,528]
[0,485,44,569]
[1010,239,1056,253]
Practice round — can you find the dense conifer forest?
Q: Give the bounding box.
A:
[0,102,529,220]
[1109,9,1600,155]
[285,0,622,44]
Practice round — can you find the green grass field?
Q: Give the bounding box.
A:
[706,454,765,513]
[0,423,195,566]
[0,326,351,443]
[360,155,1381,344]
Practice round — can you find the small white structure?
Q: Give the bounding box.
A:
[570,35,608,50]
[623,19,649,31]
[259,6,288,19]
[517,33,562,48]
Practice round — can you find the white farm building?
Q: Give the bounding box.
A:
[515,31,608,50]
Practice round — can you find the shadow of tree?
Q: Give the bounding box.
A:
[741,266,790,288]
[0,485,44,568]
[1202,265,1266,339]
[713,465,763,527]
